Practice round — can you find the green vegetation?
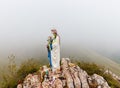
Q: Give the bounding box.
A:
[77,61,120,88]
[77,62,104,75]
[0,55,45,88]
[0,55,120,88]
[103,74,120,88]
[17,58,40,82]
[0,55,18,88]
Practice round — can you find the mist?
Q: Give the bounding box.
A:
[0,0,120,64]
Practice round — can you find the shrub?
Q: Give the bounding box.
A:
[0,55,18,88]
[0,55,43,88]
[17,58,41,80]
[77,61,104,75]
[102,74,120,88]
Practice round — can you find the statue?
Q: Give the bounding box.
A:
[47,29,60,72]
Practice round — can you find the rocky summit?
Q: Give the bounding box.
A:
[17,58,110,88]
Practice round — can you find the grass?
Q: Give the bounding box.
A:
[0,55,46,88]
[0,55,120,88]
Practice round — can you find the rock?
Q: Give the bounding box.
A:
[76,66,89,88]
[23,74,42,88]
[17,84,22,88]
[17,58,111,88]
[54,78,63,88]
[79,71,89,88]
[42,81,49,88]
[88,74,110,88]
[61,58,74,88]
[69,65,81,88]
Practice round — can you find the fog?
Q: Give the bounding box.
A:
[0,0,120,63]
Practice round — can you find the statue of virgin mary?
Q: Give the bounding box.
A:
[51,29,60,72]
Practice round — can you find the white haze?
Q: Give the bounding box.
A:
[0,0,120,63]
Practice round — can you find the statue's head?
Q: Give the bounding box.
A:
[51,29,57,35]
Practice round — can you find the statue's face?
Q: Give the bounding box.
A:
[51,32,56,36]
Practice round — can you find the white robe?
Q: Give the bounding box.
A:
[51,35,60,72]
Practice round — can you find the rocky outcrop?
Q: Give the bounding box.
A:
[88,74,110,88]
[105,69,120,81]
[17,58,110,88]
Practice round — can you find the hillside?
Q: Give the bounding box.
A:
[1,57,120,88]
[17,58,111,88]
[62,47,120,76]
[109,56,120,64]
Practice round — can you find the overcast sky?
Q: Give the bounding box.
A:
[0,0,120,61]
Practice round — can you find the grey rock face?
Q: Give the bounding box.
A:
[17,58,111,88]
[88,74,110,88]
[61,58,74,88]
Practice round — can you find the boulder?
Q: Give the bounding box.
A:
[88,74,110,88]
[23,74,42,88]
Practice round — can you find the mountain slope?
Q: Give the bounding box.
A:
[17,58,111,88]
[62,47,120,76]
